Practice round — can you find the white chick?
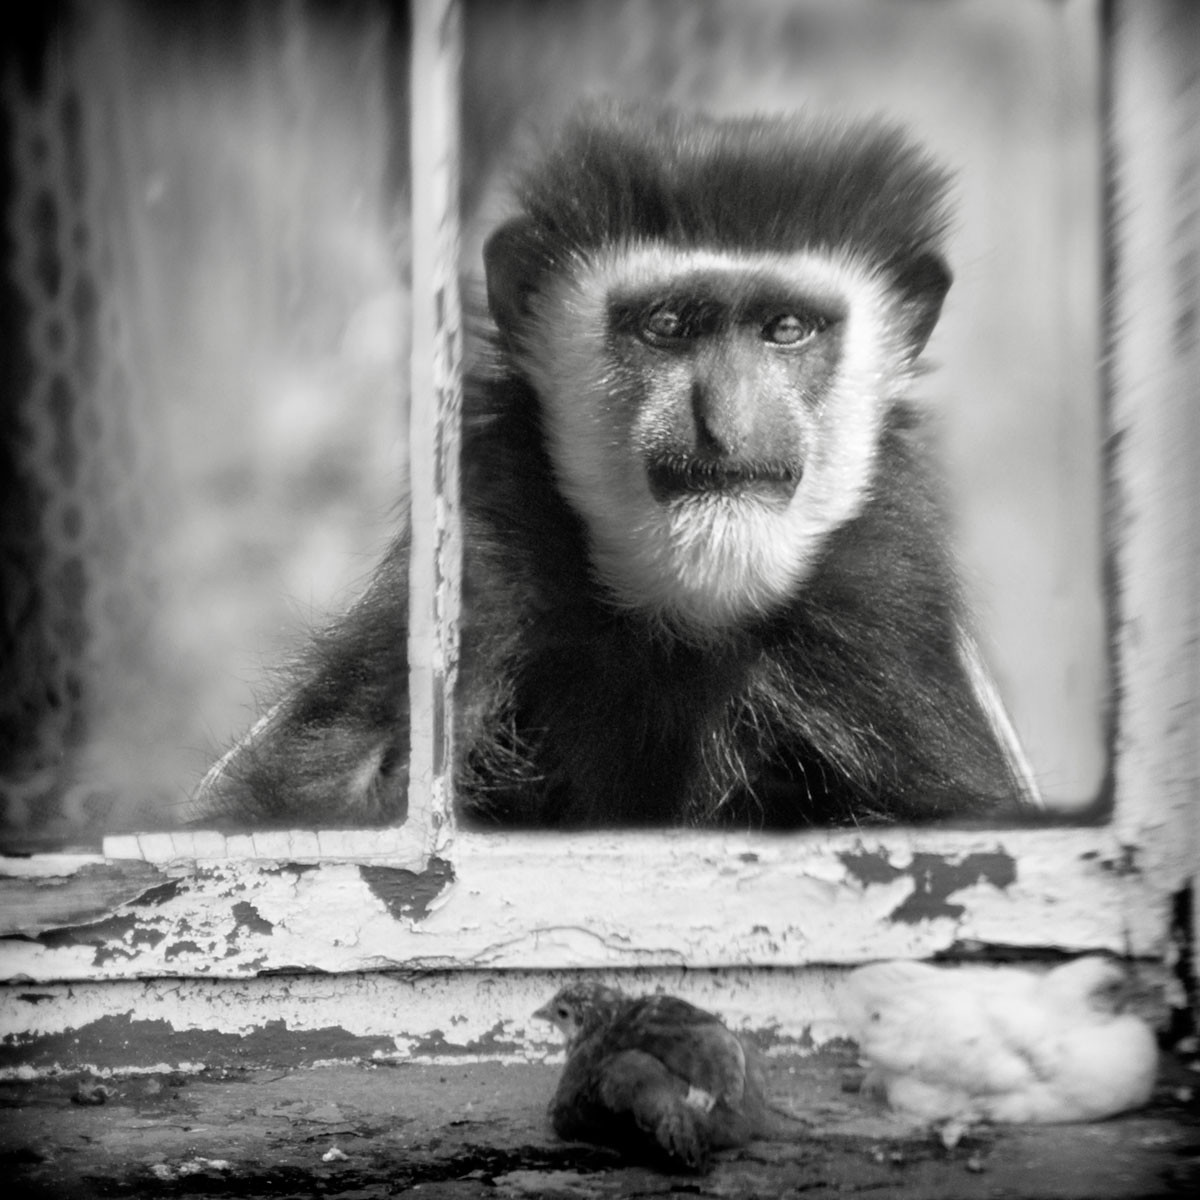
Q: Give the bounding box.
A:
[841,956,1159,1144]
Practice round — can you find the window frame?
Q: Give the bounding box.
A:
[0,0,1195,999]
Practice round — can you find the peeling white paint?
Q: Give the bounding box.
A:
[0,827,1176,988]
[0,1,1197,1080]
[0,966,847,1077]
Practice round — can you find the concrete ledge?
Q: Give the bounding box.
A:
[3,1050,1198,1198]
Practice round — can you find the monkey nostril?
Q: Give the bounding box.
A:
[695,417,725,457]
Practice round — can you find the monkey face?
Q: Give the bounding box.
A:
[514,244,919,635]
[606,269,843,507]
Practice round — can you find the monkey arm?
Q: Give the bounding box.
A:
[191,539,412,828]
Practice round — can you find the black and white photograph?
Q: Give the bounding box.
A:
[0,2,1196,1196]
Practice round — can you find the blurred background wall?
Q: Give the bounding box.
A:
[0,0,1105,849]
[0,0,411,846]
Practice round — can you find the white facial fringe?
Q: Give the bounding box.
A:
[522,244,914,637]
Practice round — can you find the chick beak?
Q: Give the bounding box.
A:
[532,1002,554,1022]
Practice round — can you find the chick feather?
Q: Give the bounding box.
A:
[534,982,805,1171]
[841,956,1159,1140]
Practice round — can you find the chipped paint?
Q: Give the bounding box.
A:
[0,822,1182,1077]
[360,857,455,921]
[164,941,204,960]
[0,1012,397,1073]
[405,1021,530,1060]
[0,860,164,935]
[132,880,187,907]
[31,914,171,968]
[0,967,844,1076]
[230,901,274,937]
[0,827,1176,986]
[838,849,1017,922]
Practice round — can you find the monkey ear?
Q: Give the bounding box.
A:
[892,251,952,359]
[483,217,542,340]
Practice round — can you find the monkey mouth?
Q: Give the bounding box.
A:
[646,455,801,505]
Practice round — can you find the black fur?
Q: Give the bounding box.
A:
[197,103,1024,830]
[455,376,1018,828]
[486,101,952,343]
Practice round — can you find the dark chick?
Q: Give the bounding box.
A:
[534,982,805,1172]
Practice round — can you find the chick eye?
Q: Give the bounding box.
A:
[556,1006,570,1020]
[763,312,821,346]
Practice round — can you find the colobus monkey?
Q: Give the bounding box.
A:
[197,102,1038,830]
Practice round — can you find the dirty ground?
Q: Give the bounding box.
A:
[2,1047,1199,1199]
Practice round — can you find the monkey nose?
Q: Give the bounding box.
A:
[691,379,752,458]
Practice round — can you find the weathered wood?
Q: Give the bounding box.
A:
[0,826,1172,983]
[0,966,844,1074]
[0,0,1196,1068]
[1107,0,1200,925]
[0,858,161,937]
[406,0,463,855]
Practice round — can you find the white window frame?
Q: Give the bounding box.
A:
[0,1,1195,1048]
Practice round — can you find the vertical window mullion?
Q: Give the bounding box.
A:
[407,0,463,855]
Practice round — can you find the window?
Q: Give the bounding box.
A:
[0,0,1195,1062]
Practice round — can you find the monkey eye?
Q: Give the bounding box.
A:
[640,305,689,344]
[763,312,823,346]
